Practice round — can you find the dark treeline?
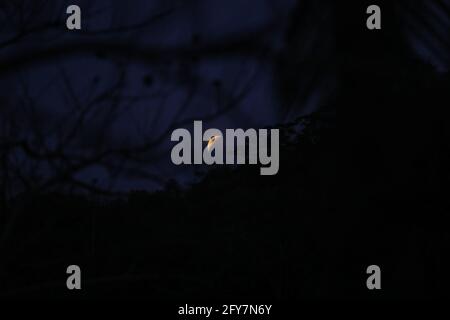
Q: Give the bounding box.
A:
[0,111,339,299]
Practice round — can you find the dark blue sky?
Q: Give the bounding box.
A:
[0,0,447,194]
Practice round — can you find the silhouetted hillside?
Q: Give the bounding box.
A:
[0,112,339,299]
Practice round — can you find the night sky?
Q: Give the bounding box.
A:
[0,0,449,302]
[1,0,447,194]
[1,0,337,194]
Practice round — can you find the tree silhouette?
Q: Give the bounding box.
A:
[1,0,447,300]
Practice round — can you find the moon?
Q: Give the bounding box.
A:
[207,135,221,151]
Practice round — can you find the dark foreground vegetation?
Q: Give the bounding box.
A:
[1,83,449,298]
